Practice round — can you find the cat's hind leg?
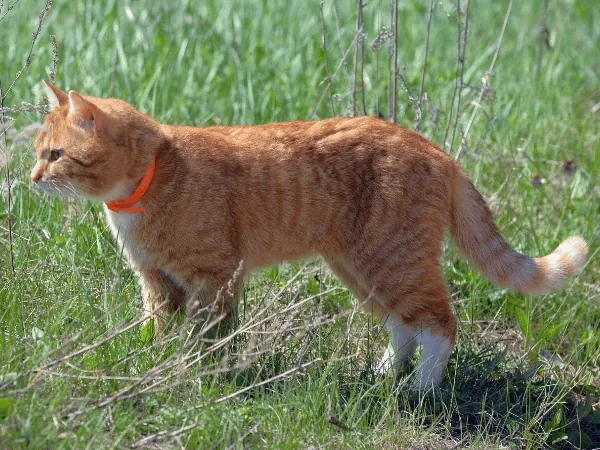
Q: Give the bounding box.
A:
[388,279,457,391]
[324,256,419,374]
[323,256,371,302]
[410,308,457,391]
[367,264,457,390]
[377,315,419,374]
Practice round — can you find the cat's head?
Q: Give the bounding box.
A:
[32,81,158,201]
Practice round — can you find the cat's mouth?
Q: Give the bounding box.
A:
[36,179,80,198]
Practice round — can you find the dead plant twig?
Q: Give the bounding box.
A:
[0,0,20,24]
[134,359,322,447]
[449,0,470,154]
[49,34,58,81]
[535,0,550,82]
[443,0,470,151]
[312,30,362,118]
[390,0,399,123]
[1,0,53,276]
[351,0,366,116]
[415,0,435,132]
[1,81,15,277]
[320,0,336,116]
[455,0,513,160]
[2,0,52,101]
[36,308,160,373]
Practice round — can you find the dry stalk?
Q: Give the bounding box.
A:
[31,265,339,415]
[331,0,352,82]
[80,290,338,417]
[36,306,163,373]
[133,359,322,447]
[390,0,399,123]
[449,0,470,154]
[1,81,15,277]
[443,0,466,150]
[320,0,336,116]
[351,0,365,116]
[415,0,435,132]
[37,371,147,383]
[0,0,20,24]
[535,0,550,82]
[372,0,385,117]
[1,0,53,276]
[49,34,58,81]
[2,0,52,101]
[359,4,367,116]
[178,286,339,372]
[312,27,362,118]
[455,0,514,160]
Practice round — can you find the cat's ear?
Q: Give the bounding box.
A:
[67,91,105,133]
[42,80,68,110]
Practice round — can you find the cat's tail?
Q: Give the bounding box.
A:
[449,167,588,295]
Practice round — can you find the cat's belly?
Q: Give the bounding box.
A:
[106,207,318,283]
[242,229,321,268]
[246,247,317,269]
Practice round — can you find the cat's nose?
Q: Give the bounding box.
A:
[31,163,45,183]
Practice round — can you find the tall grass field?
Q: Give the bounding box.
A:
[1,1,599,448]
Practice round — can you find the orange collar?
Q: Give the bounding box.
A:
[106,156,156,214]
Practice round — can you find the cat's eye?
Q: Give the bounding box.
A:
[49,149,63,162]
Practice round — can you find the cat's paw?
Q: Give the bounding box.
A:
[375,344,398,375]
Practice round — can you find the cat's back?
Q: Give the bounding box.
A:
[201,116,451,164]
[163,116,456,200]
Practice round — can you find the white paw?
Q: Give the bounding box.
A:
[376,344,397,375]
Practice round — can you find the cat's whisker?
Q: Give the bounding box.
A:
[64,181,79,197]
[47,179,60,193]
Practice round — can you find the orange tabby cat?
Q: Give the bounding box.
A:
[32,81,587,390]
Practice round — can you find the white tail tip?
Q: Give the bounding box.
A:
[554,236,588,276]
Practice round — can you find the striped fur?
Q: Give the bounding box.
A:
[32,82,588,389]
[450,172,588,295]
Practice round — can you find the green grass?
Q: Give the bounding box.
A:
[1,0,599,448]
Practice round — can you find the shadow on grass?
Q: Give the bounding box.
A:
[389,346,600,449]
[229,344,600,449]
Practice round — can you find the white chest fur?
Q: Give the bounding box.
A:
[105,206,137,240]
[104,206,153,269]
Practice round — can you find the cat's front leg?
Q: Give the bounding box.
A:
[138,268,186,337]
